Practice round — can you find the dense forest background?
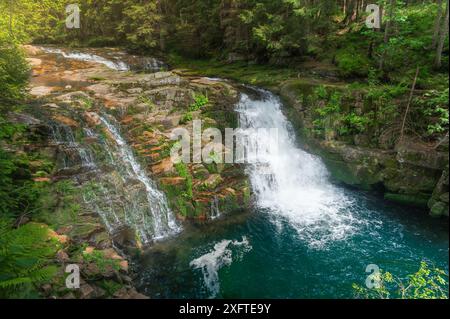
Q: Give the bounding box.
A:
[1,0,449,70]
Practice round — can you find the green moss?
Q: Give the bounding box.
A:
[97,279,124,298]
[34,180,82,229]
[175,162,193,199]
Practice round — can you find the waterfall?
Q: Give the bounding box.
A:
[50,116,180,244]
[99,115,181,242]
[210,196,221,220]
[236,90,359,249]
[50,122,97,170]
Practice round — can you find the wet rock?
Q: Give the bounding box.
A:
[56,250,70,263]
[52,115,79,128]
[159,177,186,186]
[84,112,102,126]
[428,167,449,217]
[192,164,210,179]
[151,158,174,175]
[396,143,449,170]
[127,88,143,94]
[22,45,43,56]
[83,261,114,279]
[160,115,181,129]
[113,287,149,299]
[69,221,104,241]
[26,58,42,67]
[41,284,52,296]
[80,284,95,299]
[87,83,111,96]
[202,174,223,191]
[30,86,55,97]
[430,202,448,218]
[92,231,112,249]
[119,260,129,272]
[7,112,41,125]
[43,103,60,109]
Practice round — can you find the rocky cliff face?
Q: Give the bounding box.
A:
[12,46,251,298]
[279,80,449,218]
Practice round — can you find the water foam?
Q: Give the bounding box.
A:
[190,237,252,298]
[41,47,129,71]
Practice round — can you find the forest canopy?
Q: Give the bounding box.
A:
[0,0,448,71]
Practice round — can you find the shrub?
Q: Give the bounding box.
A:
[0,220,60,299]
[335,49,370,78]
[353,261,448,299]
[0,35,29,106]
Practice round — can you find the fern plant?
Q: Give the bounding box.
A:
[0,219,60,298]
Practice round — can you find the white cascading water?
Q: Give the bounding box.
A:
[99,115,181,242]
[50,123,97,169]
[236,90,359,249]
[41,47,130,71]
[190,237,252,298]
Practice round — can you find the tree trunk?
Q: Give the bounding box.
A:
[400,67,420,143]
[435,0,449,69]
[432,0,444,49]
[379,0,396,72]
[8,0,13,37]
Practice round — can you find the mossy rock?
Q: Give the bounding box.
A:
[430,202,449,218]
[384,193,430,209]
[201,174,223,191]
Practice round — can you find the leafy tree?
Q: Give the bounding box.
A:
[353,261,449,299]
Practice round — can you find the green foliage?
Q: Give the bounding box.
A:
[0,36,29,106]
[118,0,161,51]
[97,279,123,297]
[0,220,60,298]
[180,112,193,124]
[34,180,81,229]
[335,48,370,78]
[83,250,121,274]
[180,94,209,124]
[315,90,342,116]
[340,112,371,135]
[0,150,45,219]
[189,94,209,112]
[417,89,449,136]
[175,162,193,200]
[353,261,449,299]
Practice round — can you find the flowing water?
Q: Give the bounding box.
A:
[136,88,448,299]
[49,113,180,244]
[98,115,181,241]
[40,46,167,72]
